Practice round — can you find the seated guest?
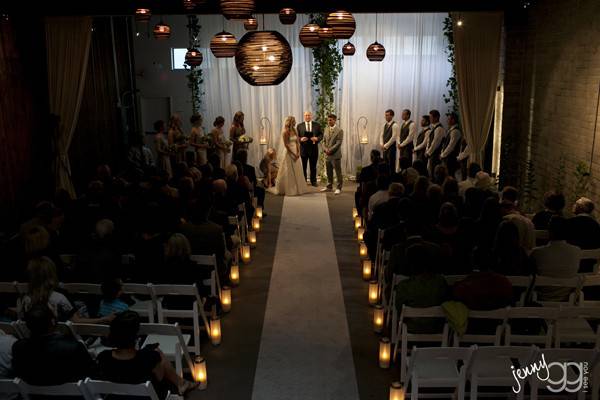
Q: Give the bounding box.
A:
[491,221,532,276]
[12,304,96,385]
[566,197,600,250]
[132,213,167,283]
[426,184,443,223]
[99,278,129,317]
[462,187,486,219]
[367,175,391,221]
[231,160,255,220]
[442,177,463,213]
[399,167,419,195]
[235,149,265,211]
[0,332,17,378]
[458,162,481,198]
[355,150,382,215]
[388,221,440,276]
[365,183,405,259]
[432,164,448,185]
[471,197,503,269]
[452,271,513,310]
[395,243,449,333]
[74,218,121,283]
[532,191,565,230]
[259,148,278,188]
[98,311,198,397]
[500,186,535,251]
[425,202,470,274]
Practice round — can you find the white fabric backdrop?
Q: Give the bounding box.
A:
[197,13,451,173]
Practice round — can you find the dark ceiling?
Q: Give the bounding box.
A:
[1,0,524,16]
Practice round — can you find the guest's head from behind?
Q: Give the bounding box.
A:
[35,201,64,232]
[404,167,419,188]
[376,175,391,192]
[468,163,482,179]
[494,220,520,253]
[446,112,459,127]
[420,115,431,127]
[389,183,405,198]
[25,304,55,337]
[165,233,192,260]
[327,113,337,127]
[232,160,245,178]
[401,109,411,121]
[96,164,112,182]
[21,224,50,257]
[573,197,594,215]
[226,164,239,182]
[480,196,502,222]
[442,177,459,197]
[154,120,166,133]
[412,159,428,177]
[438,202,459,228]
[95,219,114,240]
[406,242,437,276]
[303,111,313,122]
[208,153,221,169]
[189,196,213,224]
[190,114,202,127]
[27,256,58,306]
[501,186,519,209]
[233,111,244,126]
[212,179,227,195]
[548,216,568,241]
[427,184,443,204]
[475,171,494,191]
[399,156,411,171]
[433,164,448,185]
[101,278,124,303]
[385,109,394,123]
[284,116,296,131]
[429,109,440,123]
[543,191,565,213]
[213,116,225,128]
[414,176,430,197]
[235,149,249,165]
[108,310,140,349]
[370,149,381,164]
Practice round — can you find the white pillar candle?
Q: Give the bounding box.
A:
[379,337,391,368]
[373,304,384,333]
[221,286,232,313]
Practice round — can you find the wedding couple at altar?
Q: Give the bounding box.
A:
[268,112,344,197]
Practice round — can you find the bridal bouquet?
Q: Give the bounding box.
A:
[198,135,213,146]
[238,135,254,144]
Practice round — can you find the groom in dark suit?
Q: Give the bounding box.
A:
[297,111,323,187]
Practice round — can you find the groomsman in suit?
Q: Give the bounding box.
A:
[321,114,344,195]
[425,109,445,176]
[297,111,323,187]
[412,115,431,162]
[397,109,416,165]
[380,109,400,173]
[440,112,462,177]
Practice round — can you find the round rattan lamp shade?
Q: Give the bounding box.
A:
[279,8,296,24]
[210,31,238,58]
[185,49,203,66]
[318,26,334,40]
[183,0,205,10]
[367,41,385,61]
[342,42,356,56]
[135,8,151,22]
[299,24,321,48]
[220,0,254,20]
[327,10,356,39]
[153,22,171,40]
[235,31,293,86]
[244,17,258,30]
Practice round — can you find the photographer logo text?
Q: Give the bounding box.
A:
[511,354,589,394]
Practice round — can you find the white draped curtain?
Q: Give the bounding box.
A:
[197,13,451,173]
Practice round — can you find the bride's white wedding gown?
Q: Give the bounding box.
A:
[269,135,308,196]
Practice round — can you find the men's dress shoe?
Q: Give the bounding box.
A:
[334,189,341,195]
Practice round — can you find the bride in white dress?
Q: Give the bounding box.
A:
[268,116,309,196]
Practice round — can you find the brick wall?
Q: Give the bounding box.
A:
[502,0,600,211]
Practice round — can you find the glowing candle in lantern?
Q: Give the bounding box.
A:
[354,216,362,231]
[362,259,372,281]
[389,382,405,400]
[256,206,263,219]
[194,356,208,389]
[357,227,365,241]
[373,304,384,333]
[379,337,391,368]
[252,217,261,232]
[359,241,368,258]
[242,245,251,264]
[368,280,379,305]
[248,231,257,247]
[230,264,240,285]
[352,207,358,219]
[221,286,232,313]
[210,317,222,346]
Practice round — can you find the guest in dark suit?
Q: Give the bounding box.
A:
[566,197,600,249]
[533,191,565,230]
[297,111,323,187]
[355,150,382,216]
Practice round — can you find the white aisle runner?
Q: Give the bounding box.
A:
[251,193,360,400]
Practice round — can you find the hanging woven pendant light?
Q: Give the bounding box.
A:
[299,24,321,48]
[220,0,254,20]
[135,8,151,22]
[279,8,296,24]
[235,31,293,86]
[153,20,171,40]
[318,26,334,40]
[327,10,356,39]
[210,31,237,57]
[244,17,258,30]
[367,42,385,61]
[185,48,203,66]
[182,0,195,10]
[342,42,356,56]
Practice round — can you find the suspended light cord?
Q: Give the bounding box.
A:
[375,13,378,41]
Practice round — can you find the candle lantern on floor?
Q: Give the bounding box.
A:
[373,304,384,333]
[242,245,251,264]
[368,280,379,305]
[354,216,362,231]
[357,227,365,241]
[352,207,358,219]
[362,259,372,281]
[256,206,263,219]
[389,382,405,400]
[210,317,222,346]
[252,216,261,232]
[230,264,240,285]
[248,231,257,247]
[193,355,208,389]
[359,241,368,258]
[379,337,391,368]
[221,286,232,313]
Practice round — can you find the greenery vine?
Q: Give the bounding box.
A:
[186,15,204,115]
[573,161,592,201]
[442,15,459,114]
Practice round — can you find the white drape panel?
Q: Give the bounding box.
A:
[452,12,502,165]
[198,13,451,172]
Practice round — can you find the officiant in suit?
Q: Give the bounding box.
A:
[321,114,344,195]
[297,111,323,187]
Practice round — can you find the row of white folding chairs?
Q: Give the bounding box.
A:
[0,377,181,400]
[406,345,599,400]
[392,304,600,383]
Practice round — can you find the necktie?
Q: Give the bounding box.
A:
[308,122,311,132]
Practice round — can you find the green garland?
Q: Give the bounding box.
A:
[442,15,459,114]
[186,15,204,115]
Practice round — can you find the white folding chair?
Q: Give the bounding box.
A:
[16,378,89,399]
[579,274,600,307]
[84,378,180,400]
[139,323,194,378]
[0,281,19,297]
[453,308,509,347]
[237,203,248,244]
[530,348,598,400]
[386,274,408,328]
[406,346,472,400]
[392,305,450,383]
[0,321,22,338]
[151,284,211,355]
[61,283,103,296]
[0,378,20,399]
[555,306,600,348]
[374,229,385,282]
[504,307,558,348]
[580,248,600,273]
[505,275,533,306]
[467,345,537,400]
[532,275,583,307]
[66,322,112,358]
[190,254,220,300]
[122,283,155,323]
[14,282,28,296]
